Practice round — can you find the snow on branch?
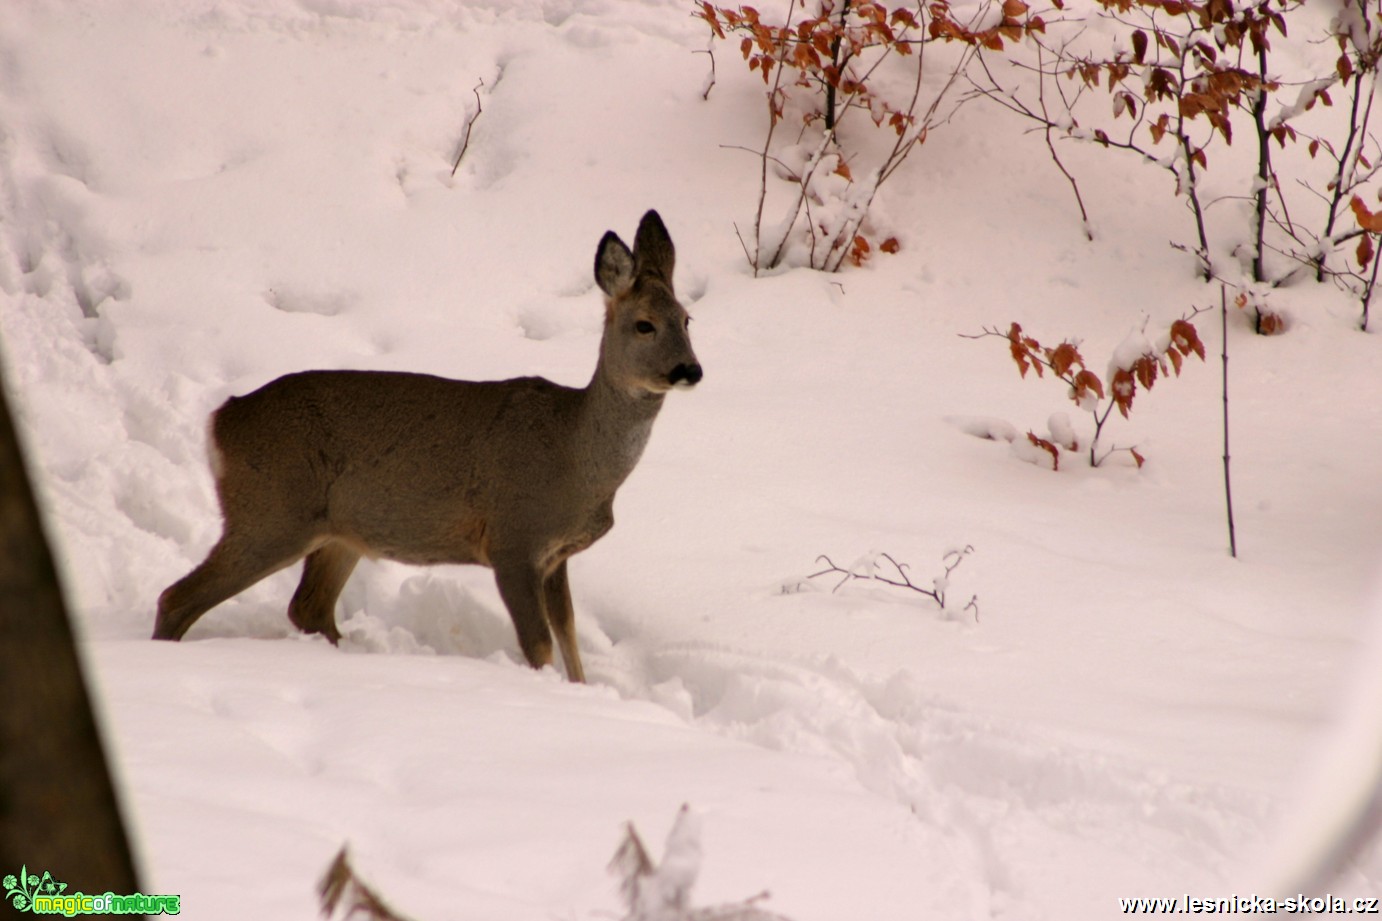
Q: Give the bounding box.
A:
[319,846,415,921]
[786,547,978,620]
[316,808,797,921]
[611,805,795,921]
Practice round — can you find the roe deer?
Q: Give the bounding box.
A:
[152,210,700,682]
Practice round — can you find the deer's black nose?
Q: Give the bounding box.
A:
[668,363,703,387]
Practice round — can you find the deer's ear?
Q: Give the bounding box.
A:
[632,210,675,283]
[595,231,635,298]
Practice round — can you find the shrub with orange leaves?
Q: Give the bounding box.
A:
[965,312,1207,468]
[696,0,1044,273]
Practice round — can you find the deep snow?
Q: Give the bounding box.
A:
[1,1,1380,919]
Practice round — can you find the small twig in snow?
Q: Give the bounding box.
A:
[451,78,485,177]
[319,846,415,921]
[1220,284,1238,559]
[731,222,754,268]
[805,547,977,619]
[695,44,716,101]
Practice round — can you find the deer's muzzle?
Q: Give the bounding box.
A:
[668,363,703,388]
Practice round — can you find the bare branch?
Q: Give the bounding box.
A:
[805,547,977,617]
[1034,40,1092,238]
[319,847,415,921]
[696,43,716,101]
[450,78,485,177]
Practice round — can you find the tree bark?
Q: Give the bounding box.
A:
[0,354,141,898]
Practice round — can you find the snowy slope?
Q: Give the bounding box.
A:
[1,1,1380,919]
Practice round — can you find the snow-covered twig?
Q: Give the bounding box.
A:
[696,40,716,102]
[611,806,795,921]
[804,548,978,619]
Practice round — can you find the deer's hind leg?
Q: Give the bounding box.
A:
[288,540,361,644]
[154,528,315,641]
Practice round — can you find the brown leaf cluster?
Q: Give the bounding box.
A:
[1000,313,1205,426]
[845,233,902,266]
[929,0,1046,52]
[1349,196,1382,274]
[698,1,939,134]
[1003,322,1105,404]
[1054,0,1291,159]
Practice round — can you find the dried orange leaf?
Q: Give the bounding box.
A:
[1026,431,1061,471]
[1111,368,1136,418]
[1352,196,1382,233]
[1073,369,1104,402]
[1169,319,1206,361]
[1047,341,1081,377]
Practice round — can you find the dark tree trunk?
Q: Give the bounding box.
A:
[0,354,141,900]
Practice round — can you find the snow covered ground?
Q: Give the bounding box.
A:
[1,1,1380,918]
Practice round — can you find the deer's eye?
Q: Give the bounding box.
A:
[635,320,656,335]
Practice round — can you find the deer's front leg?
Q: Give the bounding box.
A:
[543,561,584,683]
[492,554,554,671]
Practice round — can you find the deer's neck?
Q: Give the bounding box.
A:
[577,364,664,490]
